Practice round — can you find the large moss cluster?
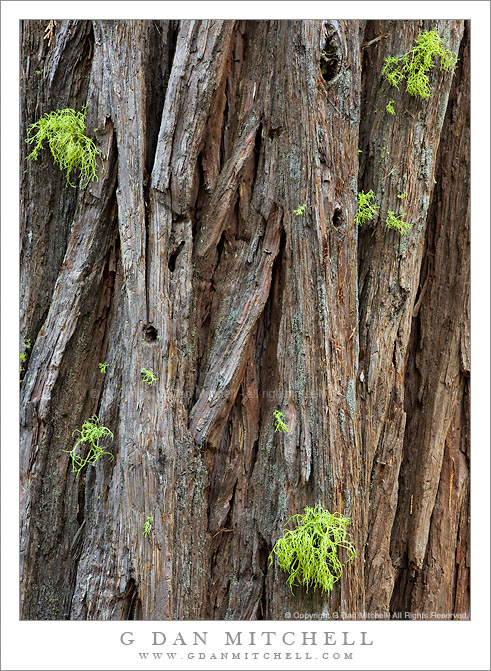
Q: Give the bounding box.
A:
[26,106,102,188]
[269,504,356,595]
[382,29,458,100]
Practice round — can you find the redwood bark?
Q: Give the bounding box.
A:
[20,19,469,620]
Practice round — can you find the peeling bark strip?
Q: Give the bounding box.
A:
[20,19,469,620]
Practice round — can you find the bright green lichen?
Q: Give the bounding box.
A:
[293,203,307,216]
[25,106,103,188]
[385,210,412,235]
[273,410,291,433]
[20,338,32,381]
[143,516,153,537]
[64,415,114,477]
[386,98,396,115]
[269,504,356,595]
[382,29,458,100]
[354,190,379,226]
[98,362,108,374]
[141,368,158,386]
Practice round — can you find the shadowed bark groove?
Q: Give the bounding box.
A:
[20,19,469,620]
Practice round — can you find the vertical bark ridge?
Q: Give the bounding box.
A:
[390,22,470,613]
[20,143,119,618]
[20,19,93,347]
[238,19,363,619]
[357,19,464,612]
[71,20,182,620]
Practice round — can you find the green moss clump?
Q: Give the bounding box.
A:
[269,504,356,595]
[355,189,379,226]
[141,368,158,386]
[382,29,458,100]
[385,210,412,235]
[386,98,396,115]
[293,203,307,216]
[64,415,114,476]
[143,516,153,537]
[25,107,102,188]
[273,410,292,433]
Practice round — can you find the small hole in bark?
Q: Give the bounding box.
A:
[320,25,342,84]
[332,206,343,228]
[168,241,184,272]
[267,126,282,140]
[143,324,159,342]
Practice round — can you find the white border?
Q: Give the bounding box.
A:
[2,2,490,670]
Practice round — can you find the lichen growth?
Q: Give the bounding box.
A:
[354,190,379,226]
[25,106,103,188]
[293,203,307,216]
[338,408,346,439]
[20,338,32,380]
[273,410,292,433]
[385,210,412,235]
[382,29,458,100]
[143,515,153,537]
[269,504,356,595]
[64,415,114,477]
[141,368,158,386]
[346,379,356,420]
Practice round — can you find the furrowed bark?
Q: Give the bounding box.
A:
[20,19,469,620]
[357,19,464,612]
[390,23,470,615]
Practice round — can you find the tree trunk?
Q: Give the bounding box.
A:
[20,19,469,620]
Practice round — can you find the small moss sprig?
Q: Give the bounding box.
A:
[293,203,307,216]
[385,210,412,235]
[143,516,153,537]
[354,190,379,226]
[25,106,103,188]
[382,29,458,100]
[269,504,356,595]
[386,98,395,115]
[64,415,114,477]
[141,368,157,386]
[273,410,291,433]
[20,338,32,378]
[98,362,108,374]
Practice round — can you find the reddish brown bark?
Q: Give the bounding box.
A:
[20,19,469,620]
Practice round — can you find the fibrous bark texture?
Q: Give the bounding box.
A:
[20,19,469,620]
